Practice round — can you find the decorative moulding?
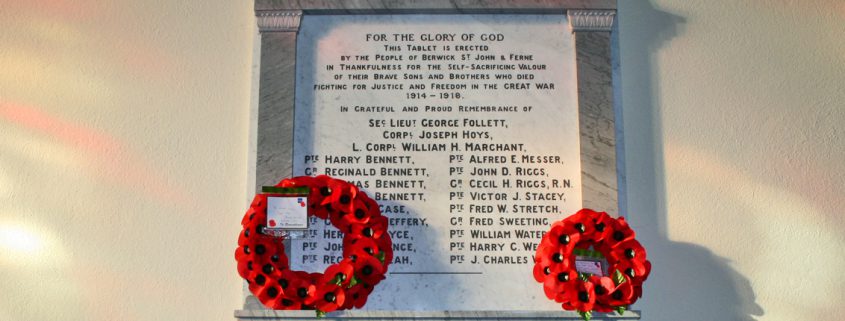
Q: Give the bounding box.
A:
[256,10,303,32]
[567,10,616,32]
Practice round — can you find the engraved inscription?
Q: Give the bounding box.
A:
[291,14,582,311]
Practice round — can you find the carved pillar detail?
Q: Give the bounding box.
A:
[568,9,618,216]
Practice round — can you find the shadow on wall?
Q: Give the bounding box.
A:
[617,1,764,320]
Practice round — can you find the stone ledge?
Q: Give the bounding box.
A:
[255,0,615,12]
[235,309,640,320]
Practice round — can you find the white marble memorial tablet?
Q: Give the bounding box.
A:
[290,14,581,311]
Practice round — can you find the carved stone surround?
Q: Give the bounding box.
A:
[242,1,627,320]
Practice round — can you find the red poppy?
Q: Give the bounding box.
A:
[271,276,307,310]
[301,176,332,220]
[310,202,330,220]
[534,242,575,277]
[308,272,325,285]
[534,222,581,282]
[343,236,381,259]
[543,268,577,302]
[246,267,282,294]
[287,272,317,305]
[587,275,616,313]
[588,211,615,243]
[321,178,359,213]
[255,279,285,304]
[534,222,580,281]
[241,220,271,250]
[237,241,288,281]
[541,220,584,249]
[313,175,332,185]
[609,258,651,284]
[275,269,300,296]
[237,226,250,247]
[352,254,386,285]
[562,280,596,312]
[251,235,282,259]
[250,193,267,208]
[600,274,634,307]
[241,195,267,225]
[607,238,647,265]
[359,193,379,213]
[345,248,372,264]
[533,261,550,283]
[234,239,251,262]
[247,197,267,221]
[350,215,388,240]
[562,209,599,240]
[343,199,373,225]
[343,234,392,269]
[240,208,254,227]
[313,284,347,312]
[271,294,303,310]
[340,283,373,309]
[236,256,251,279]
[327,210,353,234]
[320,260,355,287]
[327,200,372,233]
[605,217,636,248]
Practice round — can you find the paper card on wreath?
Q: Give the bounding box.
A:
[575,259,605,277]
[266,196,308,230]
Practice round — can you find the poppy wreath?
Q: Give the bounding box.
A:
[533,209,651,321]
[235,175,393,316]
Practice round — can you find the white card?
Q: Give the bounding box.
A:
[575,260,604,277]
[266,196,308,229]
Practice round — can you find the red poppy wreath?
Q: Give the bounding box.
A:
[533,209,651,321]
[235,175,393,316]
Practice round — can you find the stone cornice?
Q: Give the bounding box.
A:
[256,10,302,32]
[567,10,615,32]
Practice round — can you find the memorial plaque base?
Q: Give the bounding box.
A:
[235,309,641,320]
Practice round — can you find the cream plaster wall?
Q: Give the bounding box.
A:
[0,1,254,320]
[618,1,845,321]
[0,0,842,320]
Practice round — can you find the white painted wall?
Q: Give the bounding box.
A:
[618,1,845,320]
[0,1,841,320]
[0,1,254,320]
